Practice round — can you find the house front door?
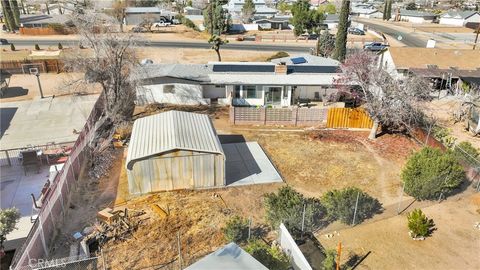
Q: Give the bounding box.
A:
[265,86,282,106]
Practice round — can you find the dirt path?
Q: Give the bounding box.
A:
[357,139,389,201]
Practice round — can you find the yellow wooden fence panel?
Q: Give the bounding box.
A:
[326,108,373,129]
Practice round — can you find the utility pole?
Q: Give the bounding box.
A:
[397,182,405,214]
[473,23,480,50]
[352,191,360,226]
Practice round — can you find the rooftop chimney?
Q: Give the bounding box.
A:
[275,62,287,75]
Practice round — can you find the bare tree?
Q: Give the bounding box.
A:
[66,10,139,157]
[453,87,480,135]
[337,51,431,139]
[111,0,126,32]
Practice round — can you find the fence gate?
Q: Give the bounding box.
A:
[326,108,373,129]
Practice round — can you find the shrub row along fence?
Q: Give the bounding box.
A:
[10,96,105,270]
[230,106,373,129]
[0,60,64,74]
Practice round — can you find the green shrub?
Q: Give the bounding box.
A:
[453,141,479,165]
[177,14,199,31]
[0,208,20,248]
[322,249,337,270]
[34,44,40,50]
[264,186,325,232]
[407,209,435,238]
[10,43,15,51]
[402,147,465,200]
[58,42,63,50]
[432,126,456,148]
[266,51,289,61]
[223,215,249,243]
[48,23,65,33]
[244,239,290,270]
[321,187,382,225]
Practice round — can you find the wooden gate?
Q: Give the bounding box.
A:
[326,108,373,129]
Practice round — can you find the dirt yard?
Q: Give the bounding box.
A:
[319,192,480,270]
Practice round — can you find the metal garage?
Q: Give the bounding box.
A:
[126,110,225,194]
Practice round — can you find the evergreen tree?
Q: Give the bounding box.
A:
[10,0,20,26]
[203,0,231,34]
[333,0,350,62]
[290,0,310,36]
[1,0,17,31]
[385,0,392,21]
[241,0,256,23]
[382,0,387,20]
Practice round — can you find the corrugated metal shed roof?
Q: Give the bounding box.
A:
[126,111,223,170]
[185,242,268,270]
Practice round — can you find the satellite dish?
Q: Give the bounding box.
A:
[397,35,403,41]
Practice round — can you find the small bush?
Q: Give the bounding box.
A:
[432,126,456,148]
[244,239,290,270]
[453,141,479,165]
[10,43,15,51]
[264,186,326,232]
[223,215,249,243]
[177,14,199,31]
[34,44,40,50]
[407,209,435,238]
[322,249,337,270]
[321,187,382,225]
[48,23,65,33]
[266,51,289,61]
[58,42,63,50]
[402,147,465,200]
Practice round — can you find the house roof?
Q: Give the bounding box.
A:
[387,47,480,70]
[139,64,212,82]
[126,111,223,170]
[185,242,268,270]
[440,10,478,19]
[208,73,340,85]
[19,14,72,25]
[125,7,162,13]
[399,9,436,18]
[270,54,340,66]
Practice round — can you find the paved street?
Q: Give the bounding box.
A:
[354,18,427,47]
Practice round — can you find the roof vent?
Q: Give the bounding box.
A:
[275,63,287,75]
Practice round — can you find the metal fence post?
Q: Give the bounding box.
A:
[5,150,11,166]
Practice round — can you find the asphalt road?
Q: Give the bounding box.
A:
[354,19,427,47]
[7,39,314,53]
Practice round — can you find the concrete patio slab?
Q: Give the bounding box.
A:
[0,165,50,251]
[223,142,283,186]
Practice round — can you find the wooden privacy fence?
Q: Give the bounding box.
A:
[230,106,328,126]
[326,108,374,129]
[0,59,64,74]
[230,107,374,129]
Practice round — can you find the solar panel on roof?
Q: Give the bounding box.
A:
[291,57,307,65]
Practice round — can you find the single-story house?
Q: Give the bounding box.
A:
[380,47,480,79]
[439,11,480,26]
[185,243,268,270]
[19,14,73,28]
[255,16,290,29]
[126,110,225,194]
[184,6,203,16]
[136,54,343,107]
[323,14,339,29]
[124,7,177,25]
[398,9,437,23]
[350,4,383,18]
[225,0,277,18]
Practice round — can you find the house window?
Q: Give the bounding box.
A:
[163,85,175,93]
[245,85,258,98]
[234,85,241,98]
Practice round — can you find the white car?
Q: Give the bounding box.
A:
[152,21,171,28]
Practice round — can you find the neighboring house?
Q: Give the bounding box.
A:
[225,0,277,18]
[439,11,480,26]
[323,14,339,29]
[398,9,437,23]
[184,6,203,15]
[255,16,291,29]
[126,110,225,194]
[351,3,382,18]
[124,7,177,25]
[380,47,480,78]
[185,243,268,270]
[136,54,343,108]
[310,0,329,8]
[19,14,72,28]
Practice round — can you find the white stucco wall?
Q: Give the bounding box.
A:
[137,84,210,105]
[203,85,227,99]
[439,17,465,26]
[401,16,434,24]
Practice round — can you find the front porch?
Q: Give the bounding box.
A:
[228,85,338,107]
